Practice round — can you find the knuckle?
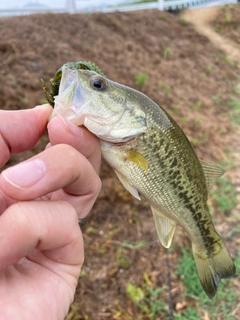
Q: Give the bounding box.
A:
[54,143,78,157]
[88,174,102,198]
[95,176,102,196]
[4,202,30,226]
[59,201,78,219]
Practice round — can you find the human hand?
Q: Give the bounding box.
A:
[0,105,101,320]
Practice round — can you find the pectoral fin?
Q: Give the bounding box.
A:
[199,160,224,192]
[114,170,141,200]
[126,150,148,171]
[151,206,176,248]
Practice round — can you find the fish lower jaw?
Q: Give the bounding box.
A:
[100,136,137,146]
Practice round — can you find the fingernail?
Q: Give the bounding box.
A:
[45,142,52,150]
[34,104,52,110]
[2,159,46,189]
[53,115,83,137]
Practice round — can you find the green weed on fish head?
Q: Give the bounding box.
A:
[41,61,105,107]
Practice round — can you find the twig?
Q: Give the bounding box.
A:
[165,248,174,320]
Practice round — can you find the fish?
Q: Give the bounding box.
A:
[48,64,236,299]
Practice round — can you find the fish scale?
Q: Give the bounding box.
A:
[102,109,208,235]
[47,63,236,299]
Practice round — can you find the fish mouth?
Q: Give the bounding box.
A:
[49,109,139,145]
[49,107,143,145]
[108,136,137,146]
[48,108,85,126]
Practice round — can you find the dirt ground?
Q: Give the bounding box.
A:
[0,4,239,319]
[183,6,240,67]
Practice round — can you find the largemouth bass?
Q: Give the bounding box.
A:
[47,64,236,299]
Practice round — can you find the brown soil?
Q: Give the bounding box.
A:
[0,5,239,319]
[210,4,240,47]
[183,6,240,65]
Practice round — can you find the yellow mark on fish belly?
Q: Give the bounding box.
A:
[126,150,148,171]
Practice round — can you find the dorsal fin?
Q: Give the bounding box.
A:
[200,160,224,192]
[114,170,141,201]
[151,206,176,248]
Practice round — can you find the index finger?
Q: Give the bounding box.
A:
[0,144,101,218]
[47,115,101,173]
[0,105,52,167]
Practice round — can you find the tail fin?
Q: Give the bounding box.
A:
[192,241,236,299]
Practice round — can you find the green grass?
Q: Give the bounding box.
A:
[157,81,163,89]
[198,132,207,143]
[179,17,187,25]
[229,98,240,125]
[157,82,171,96]
[212,94,222,105]
[234,250,240,274]
[193,101,202,110]
[18,95,29,104]
[220,53,232,65]
[39,98,48,105]
[232,85,240,95]
[219,157,237,171]
[160,13,166,20]
[175,247,238,319]
[211,177,238,214]
[164,48,172,59]
[229,98,240,110]
[230,109,240,125]
[190,138,199,147]
[206,65,213,74]
[115,247,131,268]
[164,85,171,96]
[135,72,148,87]
[225,12,233,24]
[127,283,145,303]
[172,105,179,114]
[227,226,240,239]
[175,307,200,320]
[126,273,168,319]
[195,118,202,125]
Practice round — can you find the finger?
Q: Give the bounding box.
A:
[0,144,101,217]
[0,201,83,270]
[0,105,52,167]
[47,115,101,173]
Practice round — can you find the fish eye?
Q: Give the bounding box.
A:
[90,76,108,91]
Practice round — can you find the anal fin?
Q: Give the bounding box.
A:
[151,206,176,248]
[114,170,141,201]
